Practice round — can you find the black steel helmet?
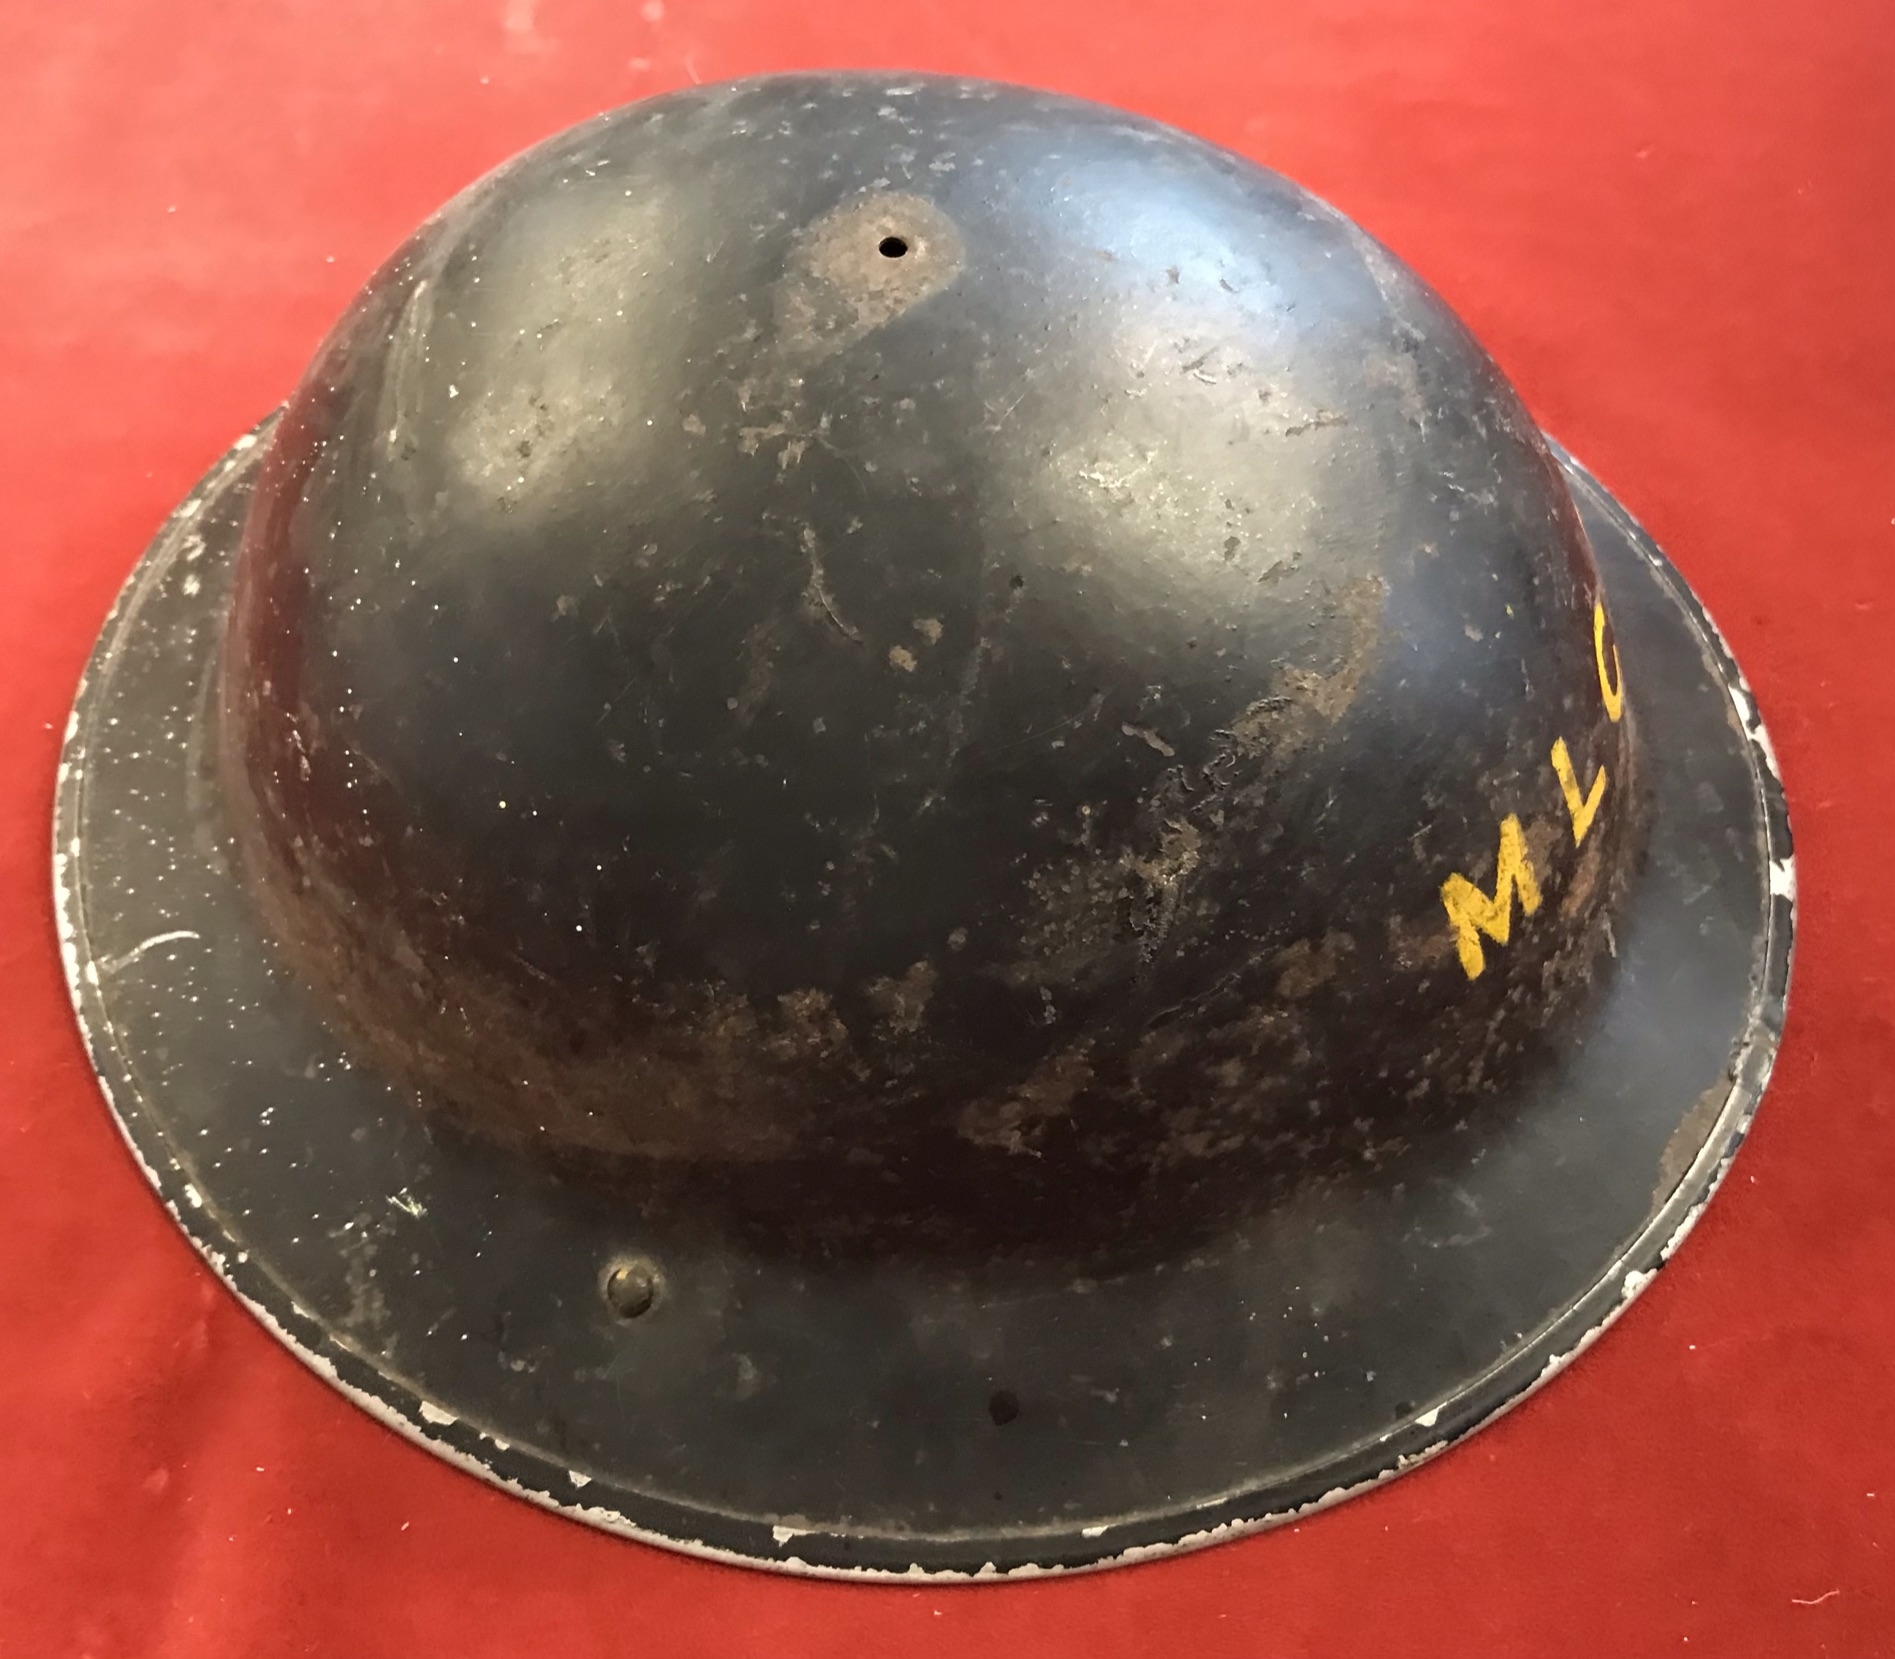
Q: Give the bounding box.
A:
[57,72,1792,1577]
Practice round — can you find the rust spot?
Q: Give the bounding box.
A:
[1654,1082,1731,1211]
[767,988,850,1060]
[1277,575,1386,724]
[1128,820,1202,957]
[1387,911,1455,972]
[865,960,936,1035]
[1560,830,1605,921]
[1274,931,1355,999]
[1004,851,1136,991]
[1128,1020,1193,1078]
[958,1044,1094,1156]
[1223,574,1388,758]
[1522,814,1561,878]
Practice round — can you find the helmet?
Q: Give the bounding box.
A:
[56,72,1792,1577]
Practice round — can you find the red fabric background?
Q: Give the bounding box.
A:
[2,1,1890,1653]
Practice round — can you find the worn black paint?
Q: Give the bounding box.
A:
[220,75,1633,1259]
[57,74,1791,1575]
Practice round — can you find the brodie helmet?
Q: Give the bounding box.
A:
[56,74,1792,1577]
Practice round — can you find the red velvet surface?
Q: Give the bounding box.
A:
[2,2,1890,1653]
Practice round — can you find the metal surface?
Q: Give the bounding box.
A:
[56,74,1791,1577]
[218,75,1642,1259]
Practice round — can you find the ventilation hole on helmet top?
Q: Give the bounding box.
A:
[878,234,910,258]
[988,1388,1020,1426]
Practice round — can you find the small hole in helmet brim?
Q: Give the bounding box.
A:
[603,1257,661,1320]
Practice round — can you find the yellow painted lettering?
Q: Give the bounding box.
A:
[1550,738,1606,845]
[1440,814,1542,980]
[1594,602,1624,722]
